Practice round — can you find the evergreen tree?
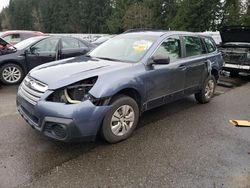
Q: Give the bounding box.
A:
[221,0,243,26]
[0,0,246,33]
[170,0,222,31]
[242,1,250,25]
[123,2,153,30]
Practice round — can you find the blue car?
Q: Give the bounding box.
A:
[16,30,224,143]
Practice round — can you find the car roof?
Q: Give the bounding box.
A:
[29,35,94,46]
[30,35,50,40]
[122,30,201,37]
[1,30,44,35]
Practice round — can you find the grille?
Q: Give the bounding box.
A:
[223,53,249,64]
[18,76,48,105]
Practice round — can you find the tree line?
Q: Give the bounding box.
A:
[0,0,249,33]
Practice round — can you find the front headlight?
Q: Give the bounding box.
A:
[47,77,98,104]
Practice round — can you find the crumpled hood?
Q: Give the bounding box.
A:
[29,56,131,90]
[220,26,250,44]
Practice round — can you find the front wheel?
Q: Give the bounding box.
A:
[195,76,216,104]
[0,63,24,85]
[101,95,139,144]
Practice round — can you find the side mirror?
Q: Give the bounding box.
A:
[30,47,36,54]
[82,47,89,54]
[24,48,30,54]
[148,55,170,65]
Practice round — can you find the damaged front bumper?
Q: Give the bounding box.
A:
[16,92,111,142]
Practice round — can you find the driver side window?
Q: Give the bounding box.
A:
[154,37,181,63]
[31,38,59,53]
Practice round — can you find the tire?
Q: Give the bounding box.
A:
[0,63,24,85]
[195,75,216,104]
[101,95,139,144]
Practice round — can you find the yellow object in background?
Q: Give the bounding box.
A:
[230,120,250,127]
[133,40,152,52]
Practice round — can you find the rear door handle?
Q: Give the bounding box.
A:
[179,64,187,71]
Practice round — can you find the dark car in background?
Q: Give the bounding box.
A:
[0,30,45,45]
[219,26,250,76]
[16,30,223,143]
[0,36,95,85]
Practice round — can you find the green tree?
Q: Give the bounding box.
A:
[170,0,222,31]
[242,1,250,25]
[123,2,153,30]
[0,8,11,30]
[32,8,43,31]
[143,0,179,29]
[106,0,138,33]
[0,0,246,33]
[221,0,243,26]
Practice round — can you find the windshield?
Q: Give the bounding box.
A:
[89,35,156,63]
[14,37,42,50]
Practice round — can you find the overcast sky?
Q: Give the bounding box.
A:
[0,0,10,12]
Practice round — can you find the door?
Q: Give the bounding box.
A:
[182,36,208,93]
[143,36,186,109]
[25,37,60,70]
[59,37,89,59]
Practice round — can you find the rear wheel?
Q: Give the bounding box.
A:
[0,63,24,85]
[195,76,216,104]
[101,95,139,144]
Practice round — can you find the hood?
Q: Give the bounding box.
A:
[220,26,250,44]
[29,56,131,90]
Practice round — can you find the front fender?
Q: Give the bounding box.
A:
[89,75,146,102]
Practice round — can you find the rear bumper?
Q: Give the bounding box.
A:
[16,93,110,142]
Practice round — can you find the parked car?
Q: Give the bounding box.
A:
[0,35,95,85]
[200,31,222,45]
[92,35,115,46]
[16,30,223,143]
[0,30,44,45]
[219,26,250,76]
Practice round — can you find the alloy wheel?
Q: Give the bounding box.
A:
[2,65,22,84]
[205,79,215,99]
[110,105,135,136]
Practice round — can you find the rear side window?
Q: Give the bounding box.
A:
[204,38,216,53]
[62,38,86,49]
[183,36,206,57]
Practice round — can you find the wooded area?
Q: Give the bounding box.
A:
[0,0,249,33]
